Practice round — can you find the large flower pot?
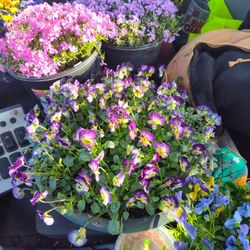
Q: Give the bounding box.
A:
[61,210,170,234]
[102,41,162,70]
[7,49,99,92]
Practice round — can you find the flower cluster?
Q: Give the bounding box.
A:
[10,64,220,247]
[76,0,180,47]
[170,179,250,250]
[0,0,20,22]
[225,201,250,250]
[0,2,117,77]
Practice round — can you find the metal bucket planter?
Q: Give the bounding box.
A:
[102,41,162,70]
[61,210,170,234]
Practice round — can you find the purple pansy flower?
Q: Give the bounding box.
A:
[179,157,189,172]
[88,151,104,181]
[169,118,185,140]
[155,142,170,158]
[191,144,206,156]
[126,197,136,208]
[210,112,222,126]
[68,227,87,247]
[147,112,166,130]
[196,105,212,116]
[183,124,194,138]
[204,126,215,141]
[141,164,158,180]
[12,171,28,183]
[113,171,125,187]
[55,136,71,148]
[100,186,112,206]
[139,130,155,147]
[37,210,54,226]
[160,196,179,211]
[150,153,160,163]
[133,189,150,205]
[74,128,96,151]
[75,171,93,194]
[108,116,119,132]
[30,190,48,206]
[12,187,25,200]
[128,121,137,140]
[9,155,25,176]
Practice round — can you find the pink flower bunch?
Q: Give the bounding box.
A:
[0,2,117,77]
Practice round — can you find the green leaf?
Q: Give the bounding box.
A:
[49,179,57,190]
[79,149,91,162]
[151,196,160,202]
[77,200,86,213]
[107,220,121,235]
[214,225,222,232]
[91,202,100,214]
[146,204,155,216]
[105,141,115,149]
[63,155,74,167]
[56,192,66,199]
[215,235,226,241]
[113,154,120,164]
[122,211,129,220]
[136,202,144,209]
[67,207,74,217]
[111,201,121,213]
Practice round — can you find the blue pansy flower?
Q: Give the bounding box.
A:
[226,235,237,250]
[238,224,250,250]
[174,241,188,250]
[225,211,242,230]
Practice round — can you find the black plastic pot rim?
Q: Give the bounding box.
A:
[6,49,99,83]
[103,40,163,51]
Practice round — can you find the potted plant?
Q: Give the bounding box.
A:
[168,180,250,250]
[76,0,180,69]
[9,64,221,247]
[0,2,117,91]
[115,226,175,250]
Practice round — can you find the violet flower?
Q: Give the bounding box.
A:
[12,187,25,200]
[73,128,96,151]
[113,171,125,187]
[30,190,48,206]
[37,210,54,226]
[139,130,155,147]
[141,164,158,180]
[155,142,170,158]
[100,186,112,206]
[68,227,87,247]
[191,144,206,156]
[9,156,25,176]
[133,189,150,205]
[147,112,166,130]
[179,157,189,172]
[169,118,185,140]
[75,171,93,194]
[128,120,137,140]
